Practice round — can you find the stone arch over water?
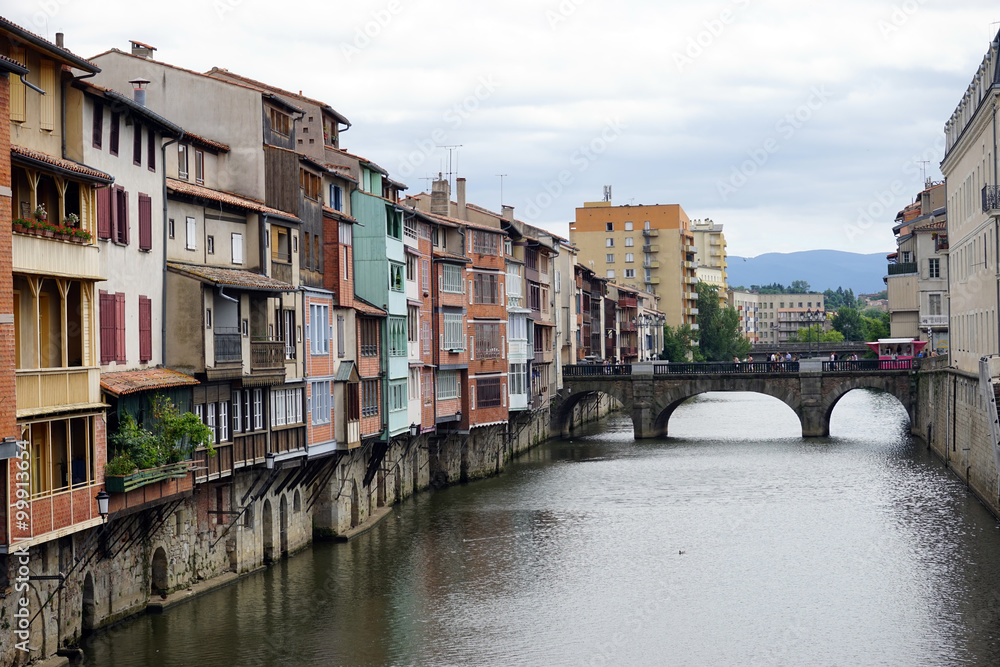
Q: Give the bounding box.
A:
[262,499,274,562]
[151,546,168,595]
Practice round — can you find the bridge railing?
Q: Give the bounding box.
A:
[563,364,633,376]
[654,361,799,375]
[823,359,913,372]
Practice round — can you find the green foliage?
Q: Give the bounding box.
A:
[790,325,844,343]
[696,283,751,361]
[106,396,214,476]
[661,324,697,362]
[823,287,857,310]
[831,307,865,341]
[862,310,890,342]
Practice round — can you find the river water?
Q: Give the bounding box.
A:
[82,391,1000,666]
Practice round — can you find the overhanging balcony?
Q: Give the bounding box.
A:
[983,185,1000,215]
[887,263,917,276]
[249,339,286,383]
[13,232,102,280]
[16,367,101,416]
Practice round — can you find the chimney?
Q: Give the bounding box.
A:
[129,78,150,107]
[456,178,467,220]
[55,33,64,48]
[502,205,514,222]
[431,175,450,216]
[130,40,157,59]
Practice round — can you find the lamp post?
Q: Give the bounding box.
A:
[95,489,110,523]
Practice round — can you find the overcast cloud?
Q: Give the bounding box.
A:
[13,0,999,256]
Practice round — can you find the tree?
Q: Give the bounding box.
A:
[831,307,865,341]
[862,310,890,342]
[696,283,751,361]
[790,325,844,343]
[661,324,698,362]
[790,280,811,293]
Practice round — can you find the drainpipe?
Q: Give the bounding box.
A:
[161,132,185,365]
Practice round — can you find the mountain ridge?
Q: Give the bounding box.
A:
[725,250,888,295]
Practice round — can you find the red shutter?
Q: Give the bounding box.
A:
[138,193,152,251]
[115,292,126,363]
[97,187,111,239]
[99,291,114,364]
[115,187,130,245]
[139,295,152,363]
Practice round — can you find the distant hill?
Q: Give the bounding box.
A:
[726,250,887,295]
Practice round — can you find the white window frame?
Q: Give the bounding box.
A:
[232,233,243,265]
[185,217,197,250]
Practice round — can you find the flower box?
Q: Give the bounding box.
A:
[105,460,192,493]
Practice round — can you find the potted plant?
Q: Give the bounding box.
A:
[12,218,28,234]
[33,203,47,222]
[63,212,80,227]
[72,228,92,243]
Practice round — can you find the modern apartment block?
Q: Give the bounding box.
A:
[728,289,762,343]
[756,293,827,345]
[690,217,728,292]
[570,201,698,330]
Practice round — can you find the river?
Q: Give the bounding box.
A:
[82,390,1000,666]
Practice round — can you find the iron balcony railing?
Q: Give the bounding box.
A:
[563,364,632,376]
[983,184,1000,212]
[654,361,799,374]
[214,328,242,364]
[887,262,918,276]
[823,359,913,372]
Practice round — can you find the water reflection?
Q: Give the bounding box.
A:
[84,391,1000,666]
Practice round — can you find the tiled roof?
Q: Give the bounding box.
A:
[185,132,230,153]
[353,297,386,316]
[0,16,99,72]
[916,219,947,231]
[328,148,388,175]
[0,53,27,75]
[101,367,199,396]
[321,206,357,223]
[204,67,351,127]
[432,250,471,263]
[167,179,299,222]
[167,262,295,292]
[11,145,113,183]
[325,164,358,183]
[74,81,183,137]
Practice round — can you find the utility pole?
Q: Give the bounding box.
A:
[497,174,507,209]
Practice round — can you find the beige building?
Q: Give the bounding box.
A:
[728,289,762,343]
[690,217,727,290]
[755,293,826,345]
[570,201,698,330]
[940,37,1000,373]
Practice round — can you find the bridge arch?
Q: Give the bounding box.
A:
[651,379,803,438]
[818,376,913,437]
[550,382,631,437]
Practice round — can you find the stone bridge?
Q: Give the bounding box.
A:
[552,360,917,439]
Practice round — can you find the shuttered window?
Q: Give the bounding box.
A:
[133,122,142,166]
[139,295,152,363]
[114,186,129,245]
[10,47,25,122]
[138,193,152,251]
[109,112,120,156]
[100,291,115,364]
[40,61,55,130]
[115,293,126,363]
[232,233,243,264]
[92,101,104,149]
[97,187,112,240]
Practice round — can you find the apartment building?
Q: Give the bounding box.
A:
[570,201,698,330]
[886,182,950,353]
[729,289,762,343]
[756,294,827,345]
[690,217,728,292]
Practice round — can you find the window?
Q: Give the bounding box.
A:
[362,380,379,417]
[409,368,420,400]
[421,259,430,293]
[404,217,419,241]
[207,235,215,254]
[253,389,263,430]
[337,315,345,357]
[270,108,291,136]
[195,149,205,184]
[311,381,331,425]
[406,253,418,283]
[606,222,613,231]
[388,317,407,356]
[408,305,419,343]
[929,293,942,315]
[139,295,152,363]
[625,237,634,247]
[606,270,615,279]
[422,320,431,355]
[271,388,304,427]
[232,233,243,264]
[387,208,402,239]
[625,253,634,263]
[133,123,142,165]
[508,313,527,340]
[168,218,175,239]
[100,291,127,365]
[186,217,197,250]
[388,382,407,412]
[606,238,614,247]
[625,269,635,278]
[442,312,463,349]
[476,377,502,409]
[644,220,650,230]
[509,363,527,396]
[442,264,464,293]
[178,144,189,180]
[92,101,103,149]
[148,128,156,172]
[138,193,152,251]
[606,254,614,263]
[114,186,129,245]
[929,258,940,278]
[309,303,330,354]
[474,273,499,305]
[389,263,404,292]
[625,221,633,231]
[474,323,501,359]
[330,184,343,211]
[473,230,499,255]
[360,318,379,356]
[300,168,321,200]
[109,112,120,156]
[437,371,459,400]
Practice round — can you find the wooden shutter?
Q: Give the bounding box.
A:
[99,291,114,364]
[97,187,112,239]
[116,188,130,245]
[115,293,126,363]
[139,296,152,363]
[138,193,152,251]
[10,47,25,122]
[93,101,104,149]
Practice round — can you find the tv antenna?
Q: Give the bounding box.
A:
[438,144,462,192]
[497,174,507,208]
[603,185,612,202]
[918,160,930,187]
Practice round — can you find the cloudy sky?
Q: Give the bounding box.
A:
[13,1,1000,256]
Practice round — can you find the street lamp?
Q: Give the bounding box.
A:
[95,489,110,522]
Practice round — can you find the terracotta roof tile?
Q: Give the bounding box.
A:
[321,206,357,223]
[167,262,295,292]
[0,53,27,75]
[12,145,113,183]
[353,297,386,316]
[185,132,230,153]
[325,164,358,183]
[101,367,199,397]
[432,250,471,263]
[0,16,98,72]
[167,179,299,222]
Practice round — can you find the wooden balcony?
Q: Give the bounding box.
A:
[13,232,102,279]
[250,340,286,383]
[16,367,100,416]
